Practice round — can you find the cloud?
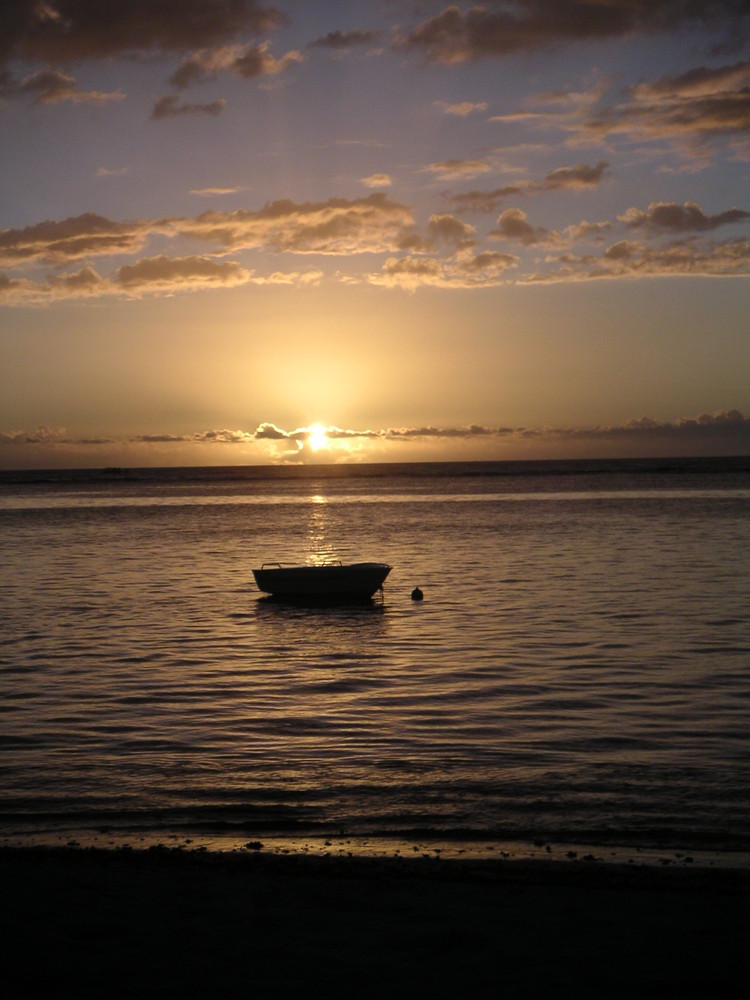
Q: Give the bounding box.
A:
[531,235,750,281]
[538,159,610,190]
[581,59,750,152]
[0,213,152,266]
[151,95,226,119]
[444,161,608,213]
[444,185,525,214]
[0,255,253,305]
[397,2,748,64]
[424,159,492,181]
[2,68,124,104]
[619,200,749,232]
[308,30,379,50]
[426,213,476,248]
[361,173,392,188]
[1,1,285,66]
[5,411,750,462]
[492,208,558,245]
[116,255,251,293]
[367,248,517,290]
[176,193,415,254]
[190,186,242,197]
[169,42,303,88]
[434,100,488,116]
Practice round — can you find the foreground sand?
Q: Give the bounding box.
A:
[2,846,749,997]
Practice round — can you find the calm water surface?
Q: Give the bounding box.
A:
[2,459,750,857]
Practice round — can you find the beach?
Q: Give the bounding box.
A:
[3,846,749,997]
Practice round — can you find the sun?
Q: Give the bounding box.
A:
[307,423,329,451]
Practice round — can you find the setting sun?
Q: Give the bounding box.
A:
[308,424,329,452]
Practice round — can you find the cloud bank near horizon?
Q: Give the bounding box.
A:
[3,410,750,466]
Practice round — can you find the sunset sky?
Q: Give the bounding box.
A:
[2,0,749,467]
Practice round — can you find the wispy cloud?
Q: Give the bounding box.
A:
[424,159,492,181]
[579,59,750,154]
[444,161,609,213]
[151,95,226,119]
[1,68,125,105]
[434,100,488,117]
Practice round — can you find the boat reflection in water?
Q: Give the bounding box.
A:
[252,562,392,603]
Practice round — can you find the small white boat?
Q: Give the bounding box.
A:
[253,562,391,600]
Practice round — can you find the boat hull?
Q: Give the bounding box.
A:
[253,562,391,600]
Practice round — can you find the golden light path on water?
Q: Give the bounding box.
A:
[2,830,749,871]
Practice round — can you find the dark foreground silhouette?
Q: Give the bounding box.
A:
[2,847,749,997]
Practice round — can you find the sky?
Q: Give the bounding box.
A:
[1,0,749,468]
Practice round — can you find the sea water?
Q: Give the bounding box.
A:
[2,458,750,860]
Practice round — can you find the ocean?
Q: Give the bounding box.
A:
[2,457,750,864]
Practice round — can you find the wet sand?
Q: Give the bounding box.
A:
[3,846,749,997]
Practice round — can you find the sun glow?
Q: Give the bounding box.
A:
[307,424,329,451]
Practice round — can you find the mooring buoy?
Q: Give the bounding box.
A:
[411,587,424,601]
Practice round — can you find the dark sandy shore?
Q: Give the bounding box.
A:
[2,846,749,997]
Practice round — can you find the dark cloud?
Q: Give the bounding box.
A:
[398,2,748,64]
[539,159,609,190]
[444,185,524,213]
[169,42,303,89]
[620,201,750,232]
[151,95,226,120]
[3,67,123,104]
[444,161,608,213]
[116,255,250,291]
[0,212,151,265]
[492,207,557,245]
[308,30,379,50]
[1,1,284,66]
[581,59,750,149]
